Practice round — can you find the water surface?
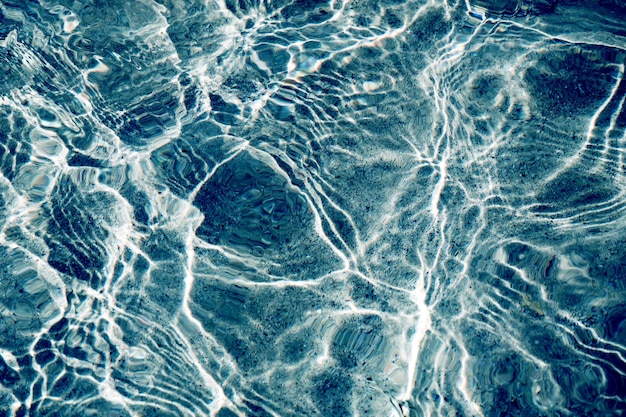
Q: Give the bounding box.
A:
[1,0,626,416]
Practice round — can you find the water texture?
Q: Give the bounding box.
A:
[0,0,625,416]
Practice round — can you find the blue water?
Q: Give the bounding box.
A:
[1,0,626,416]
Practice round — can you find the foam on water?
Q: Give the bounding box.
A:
[1,0,626,416]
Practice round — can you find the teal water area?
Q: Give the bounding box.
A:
[0,0,625,415]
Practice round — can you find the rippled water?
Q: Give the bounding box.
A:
[1,0,625,416]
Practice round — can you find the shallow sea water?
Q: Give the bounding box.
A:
[1,0,626,416]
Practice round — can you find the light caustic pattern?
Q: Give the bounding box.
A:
[0,0,625,416]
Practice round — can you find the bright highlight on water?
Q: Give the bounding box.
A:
[0,0,625,416]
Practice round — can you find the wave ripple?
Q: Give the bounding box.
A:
[1,0,625,416]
